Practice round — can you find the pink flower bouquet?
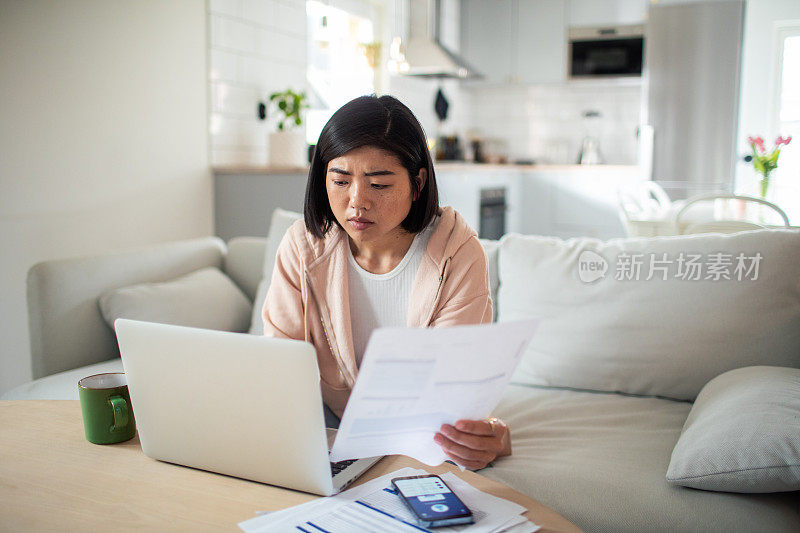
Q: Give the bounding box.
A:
[746,135,792,198]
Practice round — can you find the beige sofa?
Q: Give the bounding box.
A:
[5,220,799,532]
[6,236,263,400]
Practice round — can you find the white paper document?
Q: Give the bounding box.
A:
[329,320,540,465]
[238,467,541,533]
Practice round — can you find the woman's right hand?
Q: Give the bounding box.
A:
[433,417,511,470]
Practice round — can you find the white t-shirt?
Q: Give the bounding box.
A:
[347,217,439,365]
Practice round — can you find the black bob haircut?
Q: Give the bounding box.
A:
[304,95,439,238]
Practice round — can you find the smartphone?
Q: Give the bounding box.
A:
[391,474,474,528]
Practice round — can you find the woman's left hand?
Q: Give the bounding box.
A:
[434,418,512,470]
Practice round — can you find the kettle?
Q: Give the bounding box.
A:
[577,110,604,165]
[578,137,603,165]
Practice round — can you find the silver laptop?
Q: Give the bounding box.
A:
[114,318,381,496]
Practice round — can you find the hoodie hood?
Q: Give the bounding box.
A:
[425,206,478,267]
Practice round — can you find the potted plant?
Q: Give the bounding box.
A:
[267,89,308,168]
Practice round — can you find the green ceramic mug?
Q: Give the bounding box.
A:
[78,373,136,444]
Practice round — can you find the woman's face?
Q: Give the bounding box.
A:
[325,145,424,249]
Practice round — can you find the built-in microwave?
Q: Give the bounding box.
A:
[568,25,644,78]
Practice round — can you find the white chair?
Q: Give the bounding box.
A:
[618,181,676,237]
[674,194,790,235]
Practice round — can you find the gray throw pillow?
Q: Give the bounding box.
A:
[99,267,251,333]
[666,366,800,492]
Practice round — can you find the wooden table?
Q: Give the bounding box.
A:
[0,401,580,532]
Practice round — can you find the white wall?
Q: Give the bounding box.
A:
[0,1,212,395]
[735,0,800,192]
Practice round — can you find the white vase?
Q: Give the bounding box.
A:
[268,130,307,168]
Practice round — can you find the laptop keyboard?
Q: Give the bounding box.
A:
[330,459,356,476]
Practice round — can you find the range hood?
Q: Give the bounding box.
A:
[401,0,482,79]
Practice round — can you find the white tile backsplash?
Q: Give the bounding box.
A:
[210,49,240,82]
[208,0,308,167]
[255,25,279,57]
[210,114,240,146]
[211,81,258,117]
[465,82,642,164]
[274,1,307,37]
[282,64,307,91]
[268,31,306,65]
[209,0,242,18]
[213,17,257,53]
[242,0,276,27]
[240,55,270,87]
[210,113,265,148]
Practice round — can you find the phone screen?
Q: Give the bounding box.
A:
[392,475,472,523]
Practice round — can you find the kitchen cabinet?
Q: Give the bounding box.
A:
[436,167,524,236]
[214,169,307,242]
[460,0,515,85]
[526,166,640,239]
[516,0,567,84]
[461,0,567,85]
[567,0,648,27]
[436,163,643,240]
[460,0,650,86]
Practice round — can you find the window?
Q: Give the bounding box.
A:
[770,25,800,223]
[306,0,379,145]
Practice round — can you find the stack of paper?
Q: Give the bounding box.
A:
[239,467,540,533]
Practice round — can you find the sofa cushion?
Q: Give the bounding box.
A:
[486,384,800,533]
[224,237,269,302]
[498,229,800,401]
[27,237,225,380]
[99,267,251,333]
[0,358,124,400]
[667,366,800,493]
[249,209,305,335]
[479,239,500,321]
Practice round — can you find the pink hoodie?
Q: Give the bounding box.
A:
[262,206,492,416]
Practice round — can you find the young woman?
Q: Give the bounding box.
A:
[262,95,511,470]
